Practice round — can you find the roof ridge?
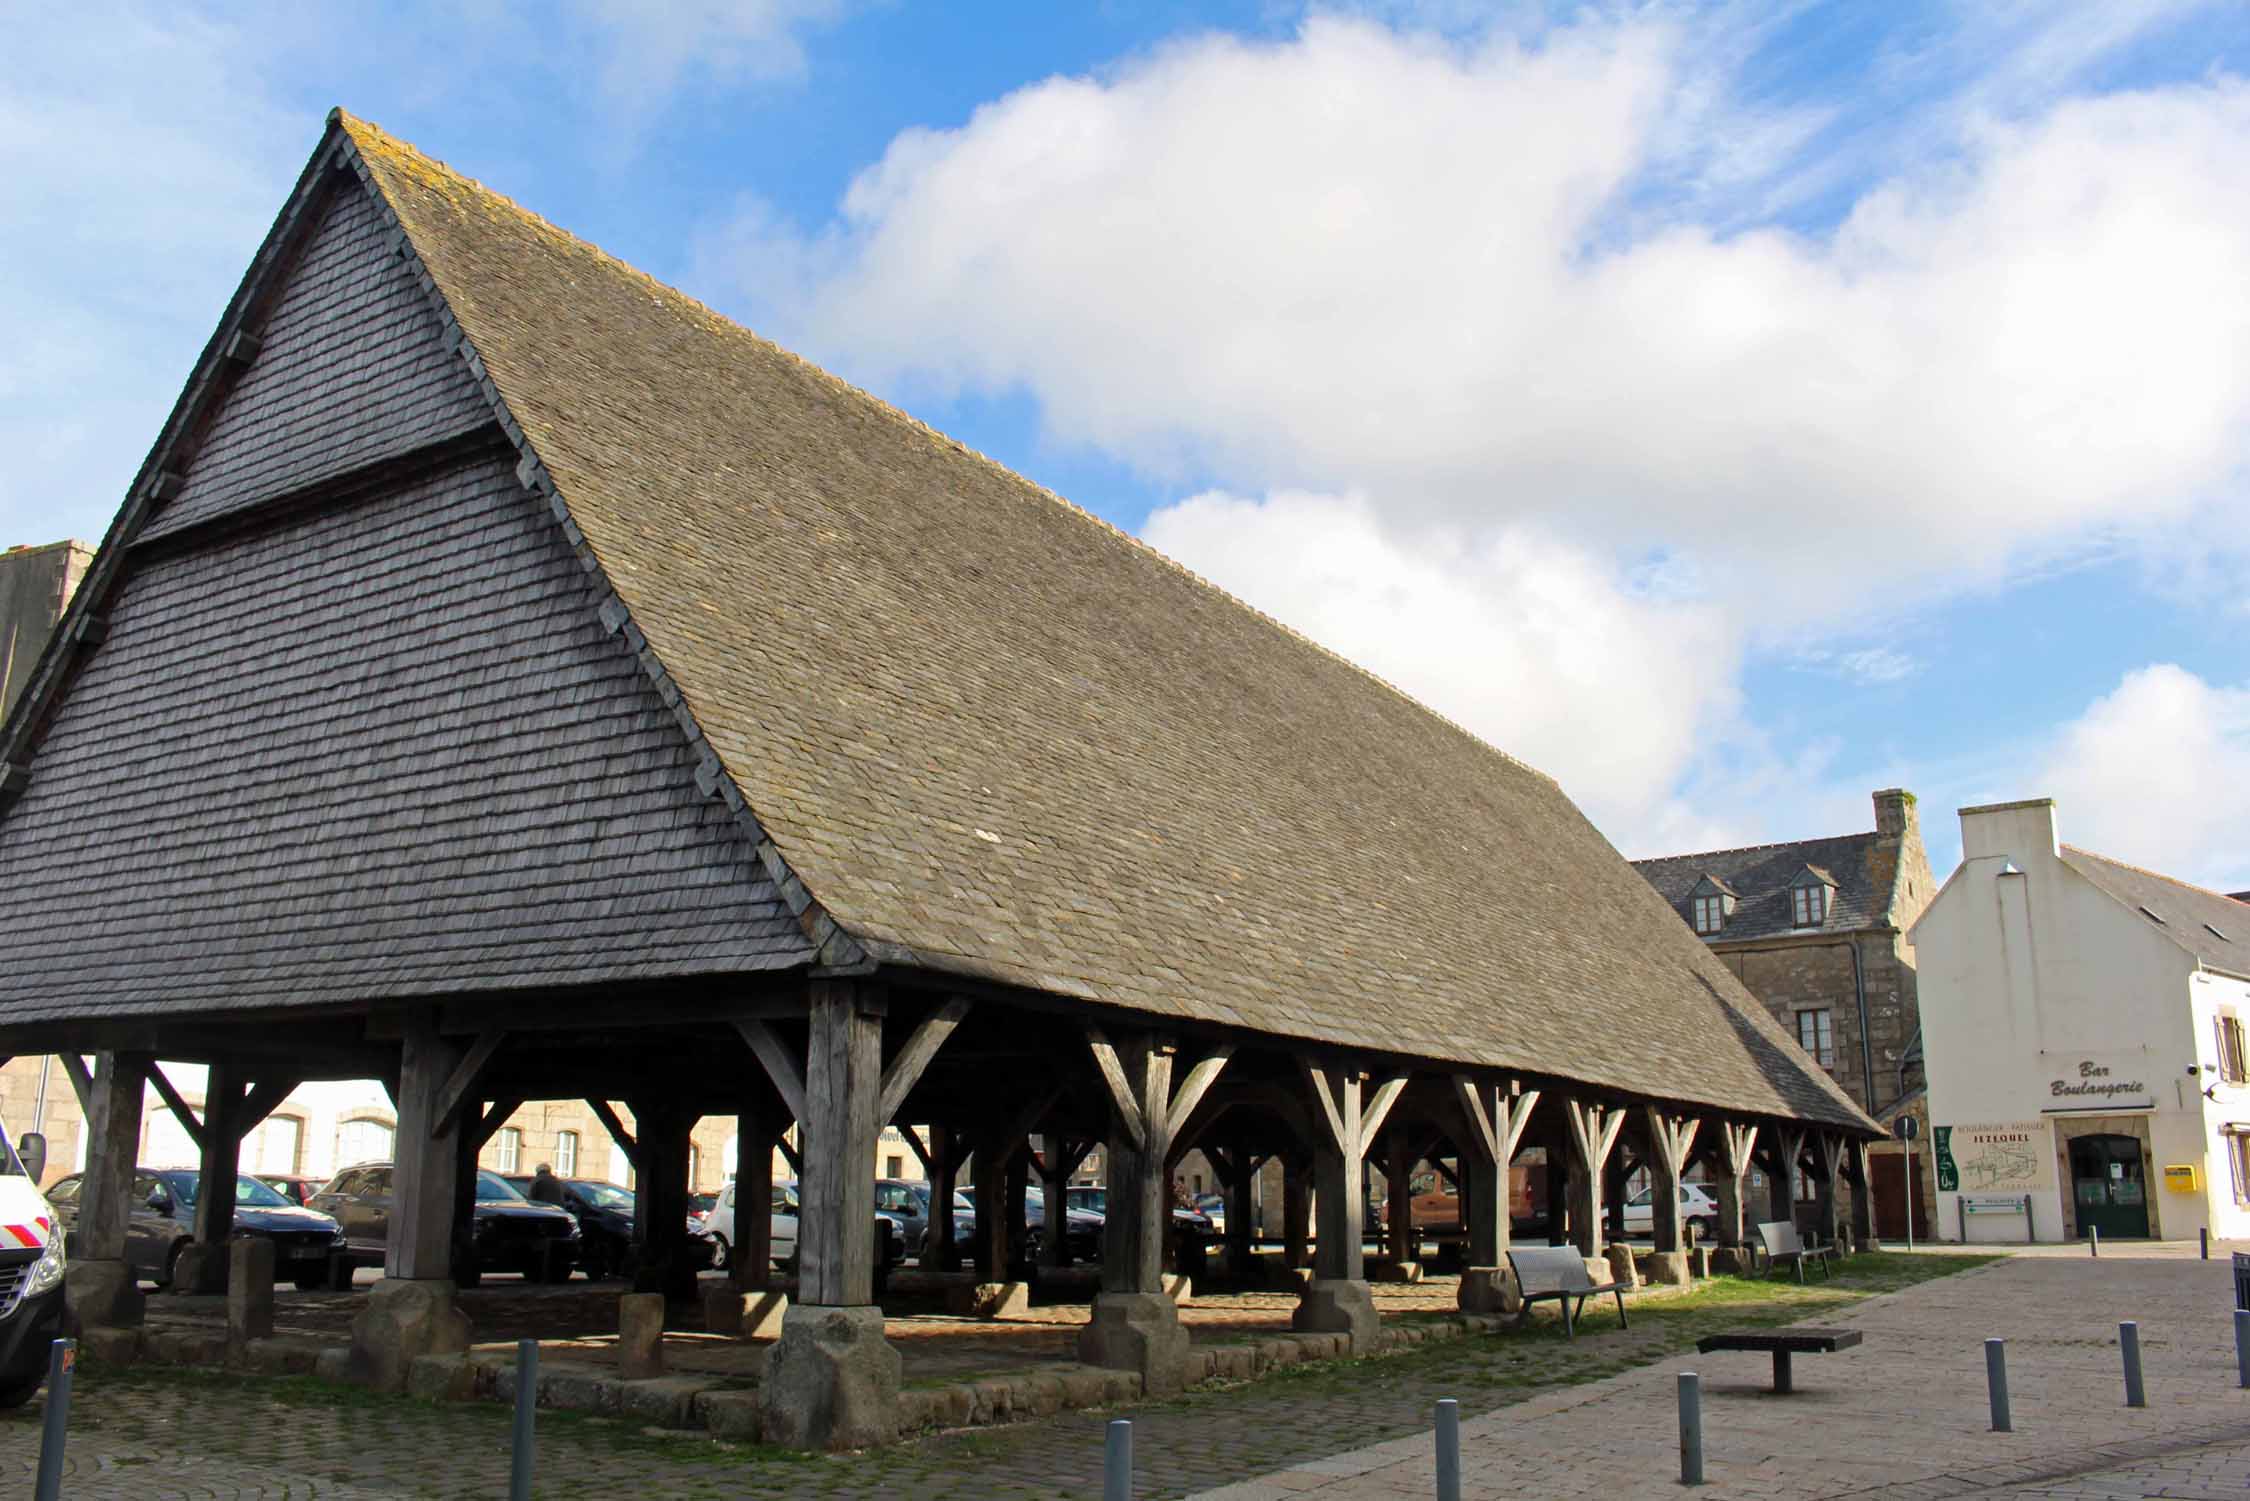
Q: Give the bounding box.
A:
[2063,844,2247,909]
[1633,829,1874,866]
[330,110,1558,791]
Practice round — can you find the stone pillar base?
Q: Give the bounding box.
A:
[619,1291,665,1380]
[228,1239,277,1343]
[707,1285,790,1339]
[945,1281,1029,1319]
[760,1305,900,1450]
[1458,1265,1522,1315]
[1372,1260,1424,1284]
[1641,1250,1691,1287]
[1292,1277,1380,1353]
[1077,1290,1190,1398]
[65,1259,144,1334]
[346,1278,470,1392]
[1709,1246,1757,1275]
[174,1243,229,1296]
[1604,1245,1640,1288]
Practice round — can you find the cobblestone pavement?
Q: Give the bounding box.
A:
[0,1252,1989,1499]
[1193,1246,2250,1500]
[1983,1435,2250,1498]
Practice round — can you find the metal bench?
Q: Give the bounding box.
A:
[1507,1245,1629,1338]
[1755,1220,1836,1282]
[1696,1327,1861,1392]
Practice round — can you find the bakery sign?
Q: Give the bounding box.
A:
[2044,1057,2155,1112]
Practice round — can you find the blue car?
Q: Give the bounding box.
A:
[48,1168,346,1290]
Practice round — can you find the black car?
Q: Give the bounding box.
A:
[47,1169,346,1290]
[503,1176,713,1280]
[312,1164,579,1283]
[953,1188,1105,1263]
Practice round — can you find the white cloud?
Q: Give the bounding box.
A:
[2039,664,2250,891]
[568,0,850,110]
[726,15,2250,627]
[1140,489,1739,830]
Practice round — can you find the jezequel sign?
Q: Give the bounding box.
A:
[2045,1058,2154,1111]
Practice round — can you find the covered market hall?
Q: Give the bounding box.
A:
[0,112,1877,1449]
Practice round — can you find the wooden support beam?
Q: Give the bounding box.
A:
[735,1019,806,1122]
[80,1052,151,1269]
[798,979,884,1307]
[877,996,971,1125]
[191,1064,250,1269]
[1086,1029,1147,1152]
[1712,1120,1760,1249]
[1643,1105,1702,1254]
[588,1099,641,1171]
[779,1136,802,1175]
[431,1030,507,1139]
[474,1099,524,1151]
[145,1063,206,1151]
[236,1077,301,1135]
[901,1125,934,1176]
[390,1012,465,1280]
[58,1053,92,1113]
[1562,1098,1624,1260]
[1360,1076,1408,1151]
[1166,1046,1233,1138]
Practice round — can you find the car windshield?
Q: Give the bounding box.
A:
[1626,1189,1652,1207]
[568,1181,634,1212]
[167,1173,290,1208]
[477,1171,528,1202]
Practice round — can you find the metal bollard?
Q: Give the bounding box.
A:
[2121,1321,2145,1408]
[1105,1418,1133,1501]
[1678,1370,1704,1485]
[510,1337,539,1501]
[31,1338,73,1501]
[1986,1338,2012,1433]
[2202,1228,2211,1260]
[2236,1309,2249,1389]
[2090,1226,2100,1258]
[1435,1397,1461,1501]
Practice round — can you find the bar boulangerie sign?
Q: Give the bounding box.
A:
[2043,1056,2155,1112]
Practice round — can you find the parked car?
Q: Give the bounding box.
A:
[311,1164,579,1283]
[955,1188,1104,1263]
[0,1125,65,1408]
[687,1192,719,1233]
[257,1174,328,1207]
[47,1168,345,1291]
[1065,1185,1214,1237]
[1622,1182,1720,1239]
[1193,1192,1227,1236]
[700,1180,903,1274]
[503,1176,698,1281]
[875,1178,929,1256]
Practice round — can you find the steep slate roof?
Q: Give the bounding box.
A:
[332,116,1867,1130]
[2064,847,2250,980]
[1634,834,1896,944]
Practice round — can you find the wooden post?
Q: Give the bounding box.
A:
[1282,1154,1311,1269]
[1645,1107,1701,1256]
[70,1049,151,1332]
[1003,1145,1031,1280]
[1815,1132,1848,1250]
[735,1102,777,1290]
[1714,1121,1759,1250]
[798,980,884,1308]
[1384,1133,1415,1267]
[1848,1137,1875,1250]
[1096,1036,1172,1294]
[1562,1099,1624,1261]
[1293,1059,1404,1349]
[1604,1151,1628,1244]
[972,1144,1009,1280]
[1545,1149,1569,1246]
[391,1011,465,1281]
[185,1063,248,1285]
[929,1126,960,1273]
[1036,1137,1087,1271]
[1451,1080,1537,1272]
[631,1102,695,1300]
[1768,1124,1807,1229]
[1220,1149,1256,1282]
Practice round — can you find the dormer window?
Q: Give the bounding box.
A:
[1689,874,1738,935]
[1789,866,1836,927]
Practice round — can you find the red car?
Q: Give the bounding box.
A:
[258,1174,328,1207]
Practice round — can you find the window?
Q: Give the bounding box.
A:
[497,1127,522,1174]
[687,1145,701,1189]
[1794,1165,1816,1202]
[885,1155,904,1180]
[2228,1129,2250,1205]
[2218,1016,2249,1084]
[1791,884,1827,926]
[337,1116,394,1168]
[556,1130,579,1177]
[245,1114,302,1175]
[1693,895,1726,934]
[1797,1008,1835,1068]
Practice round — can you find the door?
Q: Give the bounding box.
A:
[2069,1134,2150,1239]
[1870,1152,1931,1240]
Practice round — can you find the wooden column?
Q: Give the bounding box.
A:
[1095,1036,1172,1294]
[1452,1080,1538,1270]
[1036,1137,1089,1271]
[1848,1138,1875,1250]
[735,1102,777,1290]
[1562,1099,1624,1261]
[1282,1155,1311,1269]
[391,1011,466,1281]
[77,1051,150,1264]
[1713,1121,1759,1249]
[1003,1146,1031,1279]
[1768,1123,1807,1229]
[1218,1148,1257,1282]
[1814,1131,1848,1250]
[798,981,885,1308]
[1644,1107,1701,1255]
[631,1102,695,1300]
[183,1064,246,1281]
[970,1144,1009,1279]
[1383,1134,1415,1266]
[929,1127,961,1273]
[1298,1062,1405,1282]
[1604,1152,1629,1244]
[1544,1149,1569,1246]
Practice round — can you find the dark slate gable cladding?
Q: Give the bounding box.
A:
[342,116,1869,1131]
[2063,847,2250,980]
[0,452,811,1020]
[139,184,488,544]
[1633,834,1888,943]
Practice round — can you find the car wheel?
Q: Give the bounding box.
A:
[708,1234,731,1272]
[291,1271,330,1291]
[163,1239,190,1292]
[1693,1216,1717,1239]
[0,1377,41,1409]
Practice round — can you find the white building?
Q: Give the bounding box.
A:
[1915,798,2250,1244]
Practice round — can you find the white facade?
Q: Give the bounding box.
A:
[1915,799,2250,1244]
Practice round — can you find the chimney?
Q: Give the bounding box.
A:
[1958,798,2059,865]
[1872,787,1917,842]
[0,541,92,721]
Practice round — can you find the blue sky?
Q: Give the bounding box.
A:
[6,1,2248,888]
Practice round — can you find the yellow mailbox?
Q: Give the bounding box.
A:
[2162,1163,2199,1193]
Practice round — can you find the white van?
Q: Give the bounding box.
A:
[0,1126,66,1405]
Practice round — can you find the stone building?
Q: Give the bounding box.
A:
[1634,789,1937,1237]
